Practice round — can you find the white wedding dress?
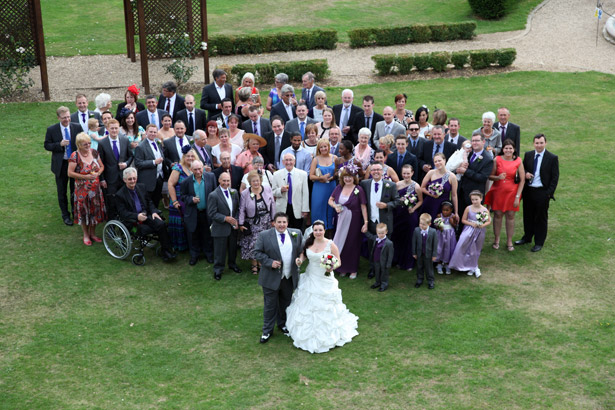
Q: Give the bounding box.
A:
[286,240,359,353]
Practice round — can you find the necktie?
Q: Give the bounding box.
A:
[305,90,310,106]
[435,143,440,155]
[165,98,170,114]
[253,121,259,136]
[422,231,427,253]
[201,147,210,165]
[365,116,371,129]
[150,113,155,125]
[224,190,229,198]
[81,113,86,123]
[385,124,391,135]
[188,112,194,134]
[374,182,379,193]
[469,152,476,163]
[342,107,350,130]
[112,139,120,161]
[64,127,72,157]
[275,136,281,166]
[397,154,403,170]
[412,139,417,149]
[224,116,228,128]
[151,141,158,152]
[533,153,541,175]
[300,121,305,139]
[280,233,285,244]
[129,189,142,213]
[501,125,506,139]
[287,172,292,204]
[179,137,183,148]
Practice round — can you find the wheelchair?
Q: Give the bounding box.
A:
[102,219,160,266]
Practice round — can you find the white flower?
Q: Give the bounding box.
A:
[291,231,298,237]
[168,40,174,44]
[250,193,255,198]
[353,188,359,195]
[200,42,208,51]
[170,15,175,19]
[16,47,26,53]
[184,33,189,38]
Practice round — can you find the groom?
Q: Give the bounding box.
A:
[253,212,303,344]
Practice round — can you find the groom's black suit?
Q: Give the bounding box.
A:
[253,227,303,337]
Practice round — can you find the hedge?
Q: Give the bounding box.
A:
[208,29,337,56]
[348,22,476,48]
[226,59,330,85]
[468,0,515,20]
[371,48,516,76]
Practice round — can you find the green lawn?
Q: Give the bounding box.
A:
[1,71,614,408]
[40,0,542,56]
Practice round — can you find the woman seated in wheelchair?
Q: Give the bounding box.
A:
[115,167,176,262]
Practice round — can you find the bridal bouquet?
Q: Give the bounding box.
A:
[402,191,418,208]
[433,217,444,230]
[320,253,338,276]
[476,211,489,226]
[428,182,444,198]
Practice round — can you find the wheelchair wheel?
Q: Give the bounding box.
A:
[132,254,145,266]
[103,220,132,260]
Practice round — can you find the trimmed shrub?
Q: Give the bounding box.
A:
[449,22,477,40]
[348,22,475,48]
[468,0,512,20]
[228,59,329,85]
[413,55,432,72]
[397,55,415,75]
[469,49,498,69]
[429,24,451,42]
[372,55,399,76]
[348,28,371,48]
[409,24,432,44]
[430,52,451,72]
[209,29,337,56]
[451,51,470,69]
[496,48,517,67]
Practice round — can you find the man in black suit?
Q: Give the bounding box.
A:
[192,130,214,172]
[332,89,362,140]
[242,106,272,136]
[71,94,102,133]
[115,167,175,261]
[213,151,243,191]
[134,124,167,208]
[44,106,83,225]
[200,68,234,119]
[157,81,185,121]
[418,126,457,182]
[175,94,206,136]
[495,107,521,156]
[386,135,418,181]
[446,118,467,149]
[98,119,133,218]
[261,116,291,172]
[208,98,233,128]
[456,131,494,215]
[270,84,297,124]
[351,95,383,146]
[301,71,325,110]
[163,120,191,166]
[180,160,216,265]
[136,95,169,129]
[515,134,559,252]
[407,121,425,157]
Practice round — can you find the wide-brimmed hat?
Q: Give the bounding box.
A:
[243,133,267,147]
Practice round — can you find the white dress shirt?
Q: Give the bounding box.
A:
[215,83,226,101]
[164,94,177,118]
[530,150,544,188]
[222,188,233,213]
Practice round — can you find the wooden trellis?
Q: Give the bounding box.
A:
[0,0,49,100]
[124,0,210,93]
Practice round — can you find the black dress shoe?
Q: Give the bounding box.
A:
[531,245,543,252]
[229,265,242,273]
[206,255,214,264]
[367,270,375,279]
[514,238,529,245]
[278,325,289,335]
[378,286,387,292]
[63,217,74,226]
[214,272,222,280]
[428,283,435,289]
[260,333,271,344]
[189,257,198,266]
[370,283,381,289]
[414,282,422,288]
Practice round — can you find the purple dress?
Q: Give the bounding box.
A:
[331,185,367,274]
[436,215,457,264]
[392,183,419,269]
[421,172,452,220]
[448,210,486,271]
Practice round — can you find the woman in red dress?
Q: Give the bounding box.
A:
[485,139,525,251]
[67,132,106,246]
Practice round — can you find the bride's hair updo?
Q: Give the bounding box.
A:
[303,220,326,256]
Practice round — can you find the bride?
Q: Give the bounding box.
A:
[286,221,359,353]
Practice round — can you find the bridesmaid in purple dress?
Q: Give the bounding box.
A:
[392,164,423,270]
[449,190,491,278]
[328,167,368,279]
[420,152,458,221]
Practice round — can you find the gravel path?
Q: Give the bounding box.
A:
[23,0,615,102]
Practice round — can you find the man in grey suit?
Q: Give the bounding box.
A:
[207,172,241,280]
[332,89,362,139]
[373,106,406,148]
[136,95,169,129]
[253,213,303,343]
[191,130,214,171]
[71,94,102,133]
[98,119,133,217]
[134,124,167,208]
[412,214,438,289]
[495,107,521,156]
[360,163,399,278]
[180,160,216,265]
[456,131,494,216]
[284,103,316,139]
[242,106,272,136]
[163,120,191,166]
[301,71,325,110]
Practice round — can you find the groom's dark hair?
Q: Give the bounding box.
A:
[273,212,289,222]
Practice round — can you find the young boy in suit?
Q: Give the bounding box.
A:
[366,223,394,292]
[412,213,439,289]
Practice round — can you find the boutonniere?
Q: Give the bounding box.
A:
[230,189,237,195]
[385,182,390,188]
[250,192,255,198]
[290,231,298,238]
[353,188,359,195]
[477,155,483,162]
[88,112,94,118]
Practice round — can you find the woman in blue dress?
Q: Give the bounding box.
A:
[309,138,337,229]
